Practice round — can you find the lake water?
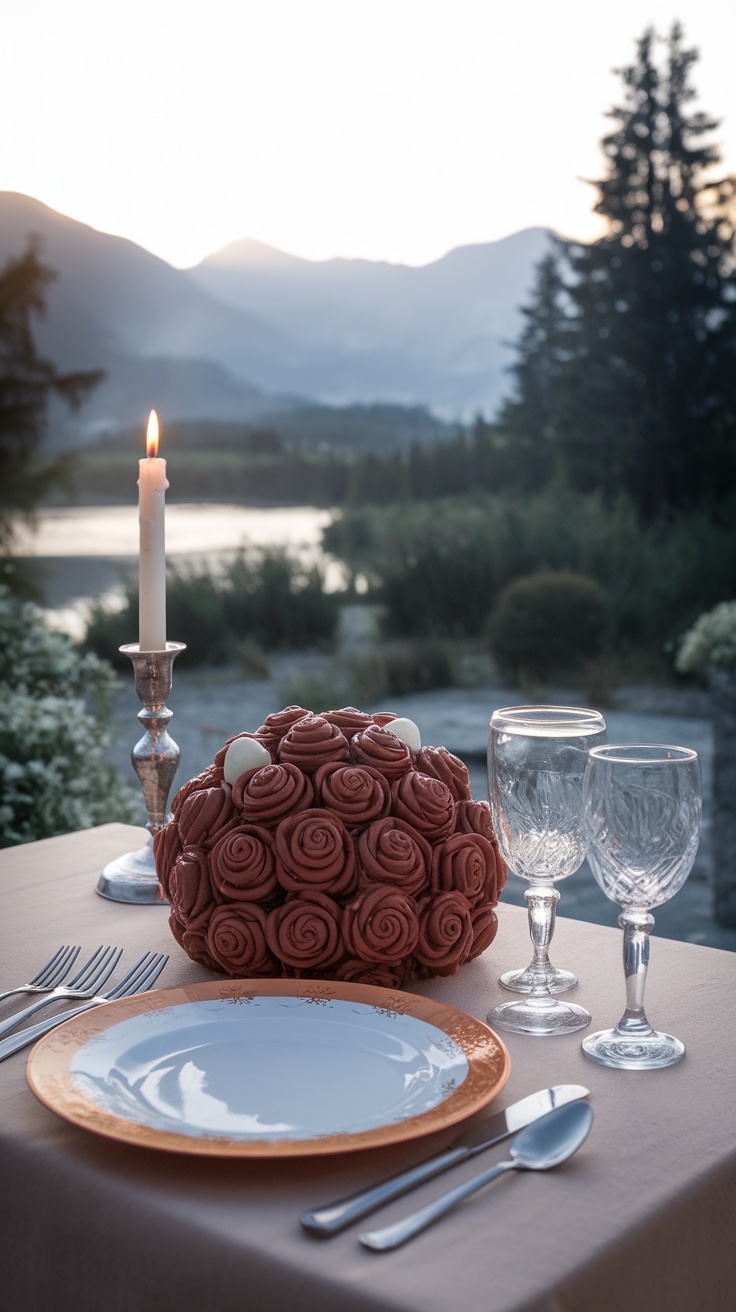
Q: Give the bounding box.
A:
[15,504,340,637]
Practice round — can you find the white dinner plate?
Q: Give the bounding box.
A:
[26,979,510,1157]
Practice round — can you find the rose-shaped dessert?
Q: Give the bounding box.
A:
[455,801,507,899]
[357,816,432,896]
[176,783,236,848]
[167,846,217,931]
[415,745,471,802]
[213,730,272,772]
[168,913,219,972]
[236,762,314,825]
[464,904,499,962]
[320,706,374,737]
[315,762,390,828]
[277,713,351,773]
[170,764,224,817]
[255,705,310,756]
[351,723,413,779]
[390,771,455,841]
[153,821,183,900]
[207,903,275,976]
[333,958,405,989]
[275,808,357,899]
[432,832,499,908]
[209,824,278,903]
[373,712,398,726]
[266,891,343,969]
[343,883,419,964]
[415,890,473,975]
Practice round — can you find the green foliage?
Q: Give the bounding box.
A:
[83,549,340,667]
[675,602,736,675]
[0,586,138,847]
[486,571,611,681]
[0,239,102,554]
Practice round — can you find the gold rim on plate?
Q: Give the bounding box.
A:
[26,978,511,1157]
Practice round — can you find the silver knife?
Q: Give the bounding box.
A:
[300,1084,589,1235]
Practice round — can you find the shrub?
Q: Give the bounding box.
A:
[486,570,612,682]
[675,601,736,676]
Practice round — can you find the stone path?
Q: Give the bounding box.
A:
[107,659,736,954]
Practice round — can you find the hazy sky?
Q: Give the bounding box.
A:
[2,1,735,269]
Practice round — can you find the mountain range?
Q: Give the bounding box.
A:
[0,191,551,440]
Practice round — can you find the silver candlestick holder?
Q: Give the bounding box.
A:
[97,641,186,904]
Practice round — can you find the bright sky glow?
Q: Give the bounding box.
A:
[1,0,734,268]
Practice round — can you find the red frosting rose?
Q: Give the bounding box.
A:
[266,892,343,969]
[213,730,272,770]
[390,771,456,841]
[171,764,224,816]
[320,706,374,736]
[176,783,236,848]
[255,705,310,756]
[343,883,419,964]
[169,913,219,972]
[463,904,499,963]
[315,762,390,828]
[236,762,314,825]
[415,746,472,802]
[432,832,499,908]
[415,891,473,975]
[209,824,278,903]
[275,808,357,898]
[207,903,275,976]
[351,724,413,778]
[277,713,351,773]
[357,816,432,896]
[168,847,217,930]
[154,821,183,900]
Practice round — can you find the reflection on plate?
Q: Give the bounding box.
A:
[26,979,510,1157]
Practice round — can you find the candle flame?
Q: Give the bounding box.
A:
[146,410,160,458]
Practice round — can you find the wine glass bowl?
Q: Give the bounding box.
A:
[487,705,607,1036]
[582,744,702,1070]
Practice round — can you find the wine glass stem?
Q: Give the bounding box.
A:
[615,909,656,1038]
[525,883,559,976]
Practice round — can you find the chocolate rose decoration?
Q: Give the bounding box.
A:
[267,892,343,969]
[176,783,236,849]
[315,762,390,827]
[454,801,507,899]
[169,913,219,972]
[372,712,398,727]
[236,762,314,825]
[415,891,473,975]
[390,771,455,841]
[343,883,419,964]
[334,958,405,989]
[168,847,217,930]
[320,706,374,736]
[432,832,499,908]
[171,764,223,816]
[357,816,432,896]
[255,705,310,756]
[351,723,412,778]
[210,824,278,903]
[415,746,471,802]
[278,713,351,773]
[275,808,357,898]
[463,904,499,963]
[207,903,275,976]
[154,821,183,900]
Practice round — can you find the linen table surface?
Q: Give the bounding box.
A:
[1,824,734,1312]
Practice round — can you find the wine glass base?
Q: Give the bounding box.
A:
[488,996,591,1037]
[499,965,578,995]
[582,1028,685,1070]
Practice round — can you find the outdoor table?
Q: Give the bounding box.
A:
[1,823,735,1312]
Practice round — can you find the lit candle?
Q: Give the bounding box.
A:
[138,410,168,651]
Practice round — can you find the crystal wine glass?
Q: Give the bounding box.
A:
[487,705,607,1036]
[581,744,702,1070]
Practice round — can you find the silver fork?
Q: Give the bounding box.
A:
[0,946,81,1004]
[0,946,123,1039]
[0,951,169,1061]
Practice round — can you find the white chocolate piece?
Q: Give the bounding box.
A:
[223,735,271,784]
[384,717,422,752]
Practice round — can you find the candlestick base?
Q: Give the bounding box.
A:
[97,641,186,904]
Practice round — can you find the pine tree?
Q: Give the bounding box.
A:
[0,238,103,554]
[503,24,736,515]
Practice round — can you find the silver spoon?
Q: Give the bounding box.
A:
[359,1099,594,1251]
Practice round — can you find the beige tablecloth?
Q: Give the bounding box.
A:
[1,823,735,1312]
